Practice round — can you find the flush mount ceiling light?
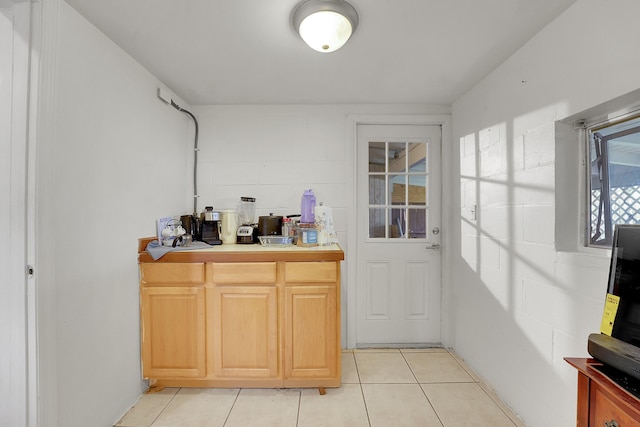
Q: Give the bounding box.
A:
[292,0,359,53]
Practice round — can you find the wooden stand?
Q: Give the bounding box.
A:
[565,357,640,426]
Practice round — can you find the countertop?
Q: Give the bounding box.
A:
[137,237,345,263]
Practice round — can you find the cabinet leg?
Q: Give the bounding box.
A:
[146,379,165,394]
[318,387,327,395]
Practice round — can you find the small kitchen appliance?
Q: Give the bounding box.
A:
[237,197,257,244]
[200,206,222,245]
[220,209,238,244]
[258,213,283,237]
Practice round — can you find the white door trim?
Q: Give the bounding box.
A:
[3,1,33,425]
[345,113,452,349]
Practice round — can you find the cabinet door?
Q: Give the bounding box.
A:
[208,286,279,378]
[284,285,338,382]
[141,286,206,378]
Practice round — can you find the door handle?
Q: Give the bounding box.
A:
[425,243,440,250]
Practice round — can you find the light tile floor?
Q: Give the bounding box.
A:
[115,348,526,427]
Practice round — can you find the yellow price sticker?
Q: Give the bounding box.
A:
[600,293,620,336]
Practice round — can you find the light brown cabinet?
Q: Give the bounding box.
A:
[284,262,339,387]
[140,263,207,379]
[208,263,279,383]
[284,286,338,386]
[138,239,344,389]
[566,358,640,426]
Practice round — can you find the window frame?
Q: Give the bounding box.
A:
[585,111,640,248]
[367,139,430,240]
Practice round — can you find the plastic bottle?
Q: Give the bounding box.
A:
[282,217,291,238]
[300,189,316,223]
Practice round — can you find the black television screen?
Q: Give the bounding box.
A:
[587,224,640,381]
[608,224,640,347]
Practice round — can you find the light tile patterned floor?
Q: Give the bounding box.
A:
[115,348,526,427]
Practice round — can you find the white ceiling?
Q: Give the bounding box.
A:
[65,0,577,106]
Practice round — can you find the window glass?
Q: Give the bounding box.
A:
[408,176,426,206]
[390,208,405,238]
[369,175,385,205]
[388,142,407,172]
[408,143,427,173]
[389,175,406,205]
[408,208,427,238]
[588,115,640,246]
[368,141,386,173]
[369,207,386,238]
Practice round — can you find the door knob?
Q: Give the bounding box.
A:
[432,227,440,235]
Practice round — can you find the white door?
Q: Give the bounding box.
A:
[356,124,442,346]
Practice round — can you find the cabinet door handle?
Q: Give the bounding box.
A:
[604,420,619,427]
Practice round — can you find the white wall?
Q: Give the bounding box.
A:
[192,105,447,226]
[38,3,192,426]
[450,0,640,425]
[192,104,449,346]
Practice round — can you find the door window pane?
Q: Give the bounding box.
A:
[369,175,385,205]
[368,141,386,173]
[389,175,406,205]
[369,208,386,238]
[408,208,427,238]
[388,142,407,173]
[408,176,426,206]
[390,208,405,238]
[408,142,427,173]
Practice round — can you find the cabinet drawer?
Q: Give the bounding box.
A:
[285,262,337,284]
[211,262,277,284]
[141,263,205,284]
[591,382,640,425]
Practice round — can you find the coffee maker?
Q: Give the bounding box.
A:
[200,206,222,245]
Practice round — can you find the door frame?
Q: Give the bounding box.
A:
[345,114,452,349]
[2,1,43,425]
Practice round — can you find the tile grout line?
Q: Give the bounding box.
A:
[400,349,446,427]
[221,388,241,427]
[295,389,302,427]
[148,387,181,427]
[399,349,420,385]
[352,351,373,427]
